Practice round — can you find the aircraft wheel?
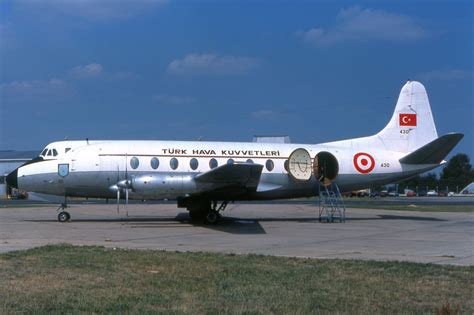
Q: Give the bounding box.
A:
[205,210,220,224]
[58,211,70,222]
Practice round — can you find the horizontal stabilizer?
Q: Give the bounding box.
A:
[399,133,464,165]
[195,163,263,190]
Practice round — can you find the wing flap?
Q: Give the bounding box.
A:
[399,133,464,165]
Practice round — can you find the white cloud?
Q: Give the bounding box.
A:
[0,79,71,103]
[70,63,103,79]
[152,94,195,105]
[418,69,471,81]
[167,53,260,76]
[300,6,428,46]
[17,0,167,20]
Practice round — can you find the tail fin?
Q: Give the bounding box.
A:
[376,81,438,153]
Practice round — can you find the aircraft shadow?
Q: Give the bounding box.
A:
[26,213,270,235]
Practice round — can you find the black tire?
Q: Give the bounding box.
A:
[58,211,70,222]
[205,210,220,224]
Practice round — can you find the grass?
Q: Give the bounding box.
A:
[0,204,51,208]
[1,245,472,314]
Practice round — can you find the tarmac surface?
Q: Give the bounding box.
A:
[0,203,473,266]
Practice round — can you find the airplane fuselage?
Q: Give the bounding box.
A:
[16,139,437,200]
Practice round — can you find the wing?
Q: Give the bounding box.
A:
[195,163,263,192]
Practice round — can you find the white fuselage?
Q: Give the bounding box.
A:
[16,139,438,200]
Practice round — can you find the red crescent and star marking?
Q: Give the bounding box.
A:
[353,152,375,174]
[399,113,417,126]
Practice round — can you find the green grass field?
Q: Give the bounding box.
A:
[1,245,472,314]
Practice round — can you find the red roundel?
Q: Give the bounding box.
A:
[353,152,375,174]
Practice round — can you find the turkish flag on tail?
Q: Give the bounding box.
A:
[399,113,417,126]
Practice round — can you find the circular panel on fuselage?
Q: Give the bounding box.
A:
[288,148,312,181]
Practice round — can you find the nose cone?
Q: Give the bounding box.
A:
[6,168,18,189]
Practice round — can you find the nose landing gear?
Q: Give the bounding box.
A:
[57,209,70,222]
[57,198,71,222]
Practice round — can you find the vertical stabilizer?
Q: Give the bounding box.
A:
[376,81,438,153]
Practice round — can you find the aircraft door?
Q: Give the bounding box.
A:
[313,151,339,186]
[70,149,100,173]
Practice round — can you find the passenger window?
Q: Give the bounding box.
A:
[227,159,234,165]
[47,150,52,156]
[170,158,179,170]
[190,158,199,170]
[209,158,218,169]
[246,159,254,164]
[53,149,58,156]
[284,160,289,172]
[130,157,139,169]
[65,148,71,153]
[266,159,274,172]
[150,157,159,169]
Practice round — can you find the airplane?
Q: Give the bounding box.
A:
[6,81,463,224]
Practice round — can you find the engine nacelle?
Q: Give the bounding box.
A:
[131,174,197,199]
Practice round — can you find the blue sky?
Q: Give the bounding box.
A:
[0,0,472,158]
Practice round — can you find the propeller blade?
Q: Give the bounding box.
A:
[116,189,120,213]
[125,188,129,217]
[125,154,128,180]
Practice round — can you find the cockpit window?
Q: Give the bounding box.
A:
[41,149,48,156]
[53,149,58,157]
[47,150,52,156]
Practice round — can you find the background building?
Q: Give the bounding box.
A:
[0,150,37,198]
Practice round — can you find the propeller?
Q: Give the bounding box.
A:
[124,154,129,217]
[116,165,121,213]
[115,155,131,216]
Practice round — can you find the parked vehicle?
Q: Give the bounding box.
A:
[379,190,388,197]
[436,191,455,197]
[370,191,379,197]
[406,191,416,197]
[350,190,369,197]
[10,189,27,200]
[388,191,399,197]
[427,190,438,197]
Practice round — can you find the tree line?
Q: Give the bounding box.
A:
[396,153,474,193]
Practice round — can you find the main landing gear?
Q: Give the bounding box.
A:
[57,198,71,222]
[186,199,228,224]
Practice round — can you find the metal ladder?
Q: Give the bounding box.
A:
[318,182,346,223]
